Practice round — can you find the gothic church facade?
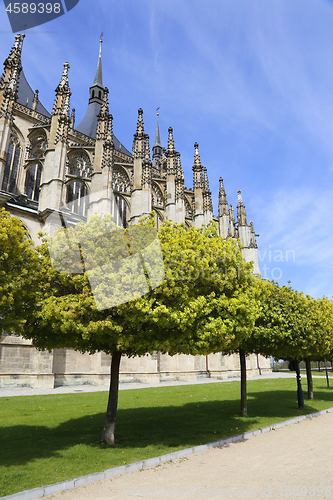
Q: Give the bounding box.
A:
[0,35,269,388]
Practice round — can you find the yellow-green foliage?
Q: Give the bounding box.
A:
[250,280,333,360]
[23,215,258,358]
[0,208,39,334]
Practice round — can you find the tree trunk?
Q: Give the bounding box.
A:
[305,357,313,400]
[101,350,122,445]
[239,349,247,417]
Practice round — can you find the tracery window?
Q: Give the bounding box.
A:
[31,138,46,159]
[185,197,193,218]
[66,181,89,217]
[68,152,91,178]
[152,183,164,207]
[25,163,42,202]
[1,132,21,194]
[113,195,127,228]
[112,169,130,194]
[154,210,163,229]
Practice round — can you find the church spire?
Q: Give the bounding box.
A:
[88,36,105,104]
[152,108,162,162]
[93,36,103,87]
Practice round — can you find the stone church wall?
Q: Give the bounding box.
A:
[0,334,271,389]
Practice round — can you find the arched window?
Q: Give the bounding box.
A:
[113,195,127,228]
[92,90,95,98]
[1,132,21,194]
[66,181,89,217]
[30,137,47,159]
[98,91,101,99]
[25,163,43,201]
[68,152,91,178]
[154,211,163,229]
[112,168,130,194]
[152,183,164,208]
[185,197,193,218]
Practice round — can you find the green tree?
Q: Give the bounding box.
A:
[0,208,39,334]
[24,215,258,444]
[303,296,333,399]
[246,281,333,408]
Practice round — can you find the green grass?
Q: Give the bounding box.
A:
[1,377,333,497]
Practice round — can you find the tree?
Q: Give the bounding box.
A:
[302,296,333,399]
[23,214,258,444]
[246,281,333,409]
[0,208,39,334]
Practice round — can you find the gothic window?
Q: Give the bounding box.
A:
[1,132,21,194]
[66,181,89,217]
[152,183,164,207]
[112,169,130,193]
[185,197,193,218]
[25,163,42,202]
[113,195,127,228]
[154,210,163,229]
[31,138,46,159]
[98,91,101,99]
[68,152,91,178]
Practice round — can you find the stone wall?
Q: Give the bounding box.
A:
[0,334,271,388]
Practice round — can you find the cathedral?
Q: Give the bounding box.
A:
[0,34,269,388]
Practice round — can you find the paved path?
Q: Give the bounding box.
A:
[43,410,333,500]
[0,372,296,397]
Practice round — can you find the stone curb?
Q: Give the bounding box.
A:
[2,407,333,500]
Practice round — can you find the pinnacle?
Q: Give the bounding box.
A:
[168,126,175,152]
[194,142,201,166]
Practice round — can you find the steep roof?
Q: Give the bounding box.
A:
[17,69,51,117]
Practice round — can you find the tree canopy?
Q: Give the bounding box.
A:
[22,214,258,444]
[0,208,39,334]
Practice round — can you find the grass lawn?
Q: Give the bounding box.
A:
[1,377,333,497]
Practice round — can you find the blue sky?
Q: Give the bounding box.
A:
[1,0,333,299]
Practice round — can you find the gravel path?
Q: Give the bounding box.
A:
[43,411,333,500]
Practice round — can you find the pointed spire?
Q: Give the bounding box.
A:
[1,34,24,84]
[203,167,213,216]
[167,126,175,152]
[192,142,203,188]
[175,154,185,202]
[154,108,161,147]
[176,154,184,180]
[166,126,177,175]
[133,108,146,159]
[237,190,247,226]
[56,62,70,94]
[153,108,163,162]
[194,142,201,167]
[5,34,25,67]
[136,108,144,135]
[93,36,103,86]
[219,178,228,216]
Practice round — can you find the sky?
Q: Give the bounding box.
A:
[1,0,333,299]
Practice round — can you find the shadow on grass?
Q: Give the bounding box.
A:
[1,387,331,467]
